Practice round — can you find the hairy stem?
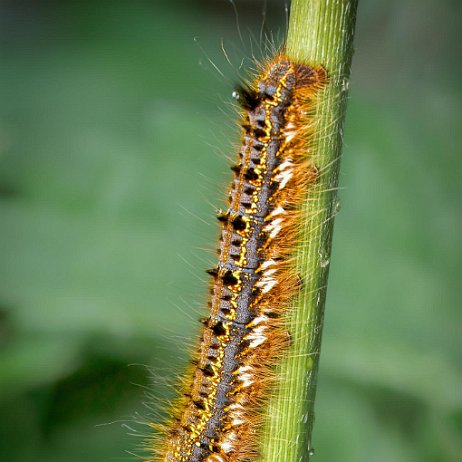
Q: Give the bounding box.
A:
[260,0,358,460]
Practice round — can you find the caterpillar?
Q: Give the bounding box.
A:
[150,53,327,462]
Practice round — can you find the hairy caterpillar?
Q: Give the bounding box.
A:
[149,53,327,462]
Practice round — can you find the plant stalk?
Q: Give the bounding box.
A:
[260,0,358,460]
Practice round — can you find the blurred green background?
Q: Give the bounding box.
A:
[0,0,460,461]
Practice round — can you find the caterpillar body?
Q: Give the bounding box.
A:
[151,54,327,462]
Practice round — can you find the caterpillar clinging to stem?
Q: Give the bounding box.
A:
[147,1,358,461]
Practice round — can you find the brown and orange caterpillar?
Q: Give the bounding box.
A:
[149,54,327,462]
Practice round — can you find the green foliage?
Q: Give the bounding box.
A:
[0,1,460,461]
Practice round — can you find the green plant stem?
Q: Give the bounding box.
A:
[260,1,358,461]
